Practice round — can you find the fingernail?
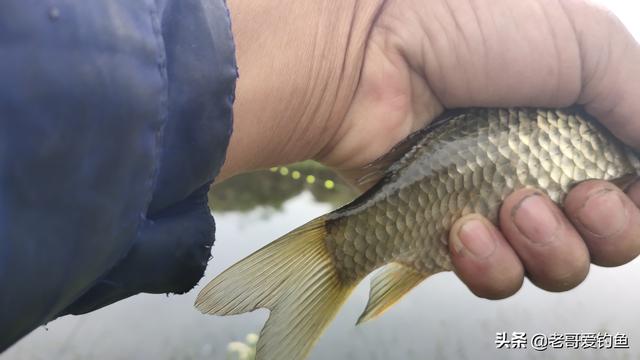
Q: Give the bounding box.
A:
[626,181,640,206]
[454,219,497,259]
[512,193,560,244]
[577,188,627,238]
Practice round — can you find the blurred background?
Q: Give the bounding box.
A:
[5,1,640,359]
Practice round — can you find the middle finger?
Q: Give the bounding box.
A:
[498,188,590,292]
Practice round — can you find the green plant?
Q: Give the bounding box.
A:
[226,333,259,360]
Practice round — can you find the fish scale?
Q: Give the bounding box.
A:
[197,107,640,360]
[324,107,638,284]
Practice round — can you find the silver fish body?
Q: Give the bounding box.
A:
[196,107,639,360]
[325,107,640,283]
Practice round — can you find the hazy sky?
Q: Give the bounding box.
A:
[597,0,640,38]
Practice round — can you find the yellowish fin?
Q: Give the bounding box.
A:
[195,217,356,360]
[357,262,428,325]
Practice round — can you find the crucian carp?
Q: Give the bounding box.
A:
[196,107,640,360]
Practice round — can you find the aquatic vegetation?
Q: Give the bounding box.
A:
[226,333,259,360]
[209,160,355,213]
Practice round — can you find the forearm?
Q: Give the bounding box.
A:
[217,0,385,182]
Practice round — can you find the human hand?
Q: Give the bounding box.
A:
[320,0,640,298]
[223,0,640,298]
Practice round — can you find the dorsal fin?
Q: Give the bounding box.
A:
[356,262,429,325]
[355,110,461,187]
[355,126,430,187]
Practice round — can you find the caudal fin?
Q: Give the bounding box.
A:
[195,217,355,360]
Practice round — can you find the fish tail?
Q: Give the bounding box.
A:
[195,216,355,360]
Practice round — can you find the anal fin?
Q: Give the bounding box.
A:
[356,262,428,325]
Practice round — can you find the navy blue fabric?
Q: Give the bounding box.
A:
[0,0,236,351]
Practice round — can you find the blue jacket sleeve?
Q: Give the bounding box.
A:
[0,0,236,351]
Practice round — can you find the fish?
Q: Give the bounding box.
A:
[195,107,640,360]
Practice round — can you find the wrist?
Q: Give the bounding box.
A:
[218,0,386,182]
